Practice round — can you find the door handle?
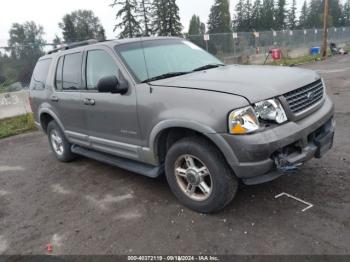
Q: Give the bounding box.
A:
[50,96,59,102]
[84,98,95,106]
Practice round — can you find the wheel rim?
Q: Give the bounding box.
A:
[174,154,213,201]
[50,130,64,156]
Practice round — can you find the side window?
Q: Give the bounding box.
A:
[55,56,64,90]
[86,50,119,90]
[30,59,52,90]
[62,52,83,90]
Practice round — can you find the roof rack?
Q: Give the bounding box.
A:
[47,39,99,54]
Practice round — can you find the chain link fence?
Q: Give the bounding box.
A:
[187,27,350,64]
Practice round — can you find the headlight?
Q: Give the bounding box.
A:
[254,99,288,124]
[228,106,260,134]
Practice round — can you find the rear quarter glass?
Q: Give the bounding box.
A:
[30,58,52,90]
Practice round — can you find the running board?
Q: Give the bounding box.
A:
[71,145,163,178]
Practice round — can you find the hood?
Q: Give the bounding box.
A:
[150,65,321,103]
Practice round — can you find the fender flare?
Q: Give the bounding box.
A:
[148,119,239,166]
[38,108,65,134]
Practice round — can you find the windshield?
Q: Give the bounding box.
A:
[115,39,223,83]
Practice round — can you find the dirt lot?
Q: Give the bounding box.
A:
[0,56,349,255]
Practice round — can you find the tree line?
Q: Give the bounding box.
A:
[233,0,350,32]
[1,0,350,86]
[0,10,106,86]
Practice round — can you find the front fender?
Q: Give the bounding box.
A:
[146,119,239,167]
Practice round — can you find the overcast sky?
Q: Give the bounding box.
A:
[0,0,304,46]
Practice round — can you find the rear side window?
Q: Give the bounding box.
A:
[30,59,52,90]
[55,52,83,91]
[86,50,119,90]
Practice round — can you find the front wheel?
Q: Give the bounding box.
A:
[165,137,238,213]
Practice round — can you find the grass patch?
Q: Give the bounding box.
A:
[268,54,322,66]
[0,113,37,139]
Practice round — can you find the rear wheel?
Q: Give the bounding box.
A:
[165,137,238,213]
[47,121,76,162]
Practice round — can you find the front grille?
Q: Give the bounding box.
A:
[283,79,324,114]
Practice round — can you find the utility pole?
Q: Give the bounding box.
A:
[322,0,329,59]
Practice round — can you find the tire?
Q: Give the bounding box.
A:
[47,121,76,162]
[165,137,238,213]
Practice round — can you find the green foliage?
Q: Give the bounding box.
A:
[59,10,106,42]
[287,0,297,29]
[275,0,287,29]
[152,0,183,36]
[345,0,350,26]
[188,15,206,35]
[251,0,263,30]
[208,0,233,55]
[111,0,142,38]
[328,0,343,27]
[138,0,152,36]
[306,0,323,28]
[208,0,232,33]
[52,35,62,48]
[299,1,309,28]
[0,114,36,139]
[6,21,45,84]
[261,0,275,30]
[233,0,348,30]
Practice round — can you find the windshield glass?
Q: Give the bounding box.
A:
[115,39,223,83]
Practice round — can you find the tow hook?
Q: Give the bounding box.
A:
[274,154,303,172]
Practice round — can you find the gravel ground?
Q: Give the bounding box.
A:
[0,56,349,255]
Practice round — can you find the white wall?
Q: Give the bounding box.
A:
[0,90,31,120]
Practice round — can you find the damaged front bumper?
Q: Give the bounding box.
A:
[221,96,335,185]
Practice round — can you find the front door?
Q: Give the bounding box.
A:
[81,46,141,161]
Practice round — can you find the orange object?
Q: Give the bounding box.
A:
[271,48,282,60]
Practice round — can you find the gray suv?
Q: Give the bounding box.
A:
[29,37,335,213]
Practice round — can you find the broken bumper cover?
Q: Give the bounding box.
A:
[221,96,335,185]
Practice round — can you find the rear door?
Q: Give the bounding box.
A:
[80,45,141,160]
[51,51,88,146]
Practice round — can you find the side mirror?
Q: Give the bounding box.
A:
[97,75,128,94]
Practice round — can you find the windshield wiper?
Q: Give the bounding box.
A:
[141,72,190,83]
[192,63,225,72]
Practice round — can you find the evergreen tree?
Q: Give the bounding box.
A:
[298,0,309,28]
[138,0,152,36]
[152,0,183,36]
[328,0,344,27]
[243,0,254,31]
[287,0,297,29]
[251,0,263,30]
[275,0,287,29]
[189,15,205,35]
[200,22,206,34]
[208,0,232,33]
[233,0,245,31]
[306,0,323,28]
[111,0,142,38]
[59,10,106,42]
[167,0,183,36]
[344,0,350,26]
[261,0,275,30]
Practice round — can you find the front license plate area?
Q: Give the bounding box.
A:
[314,132,334,158]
